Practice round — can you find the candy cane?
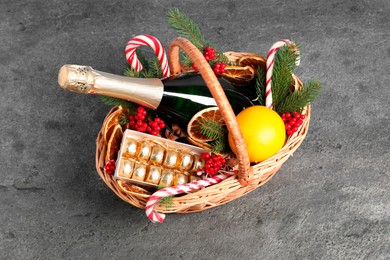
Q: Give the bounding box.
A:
[146,171,236,223]
[125,34,171,78]
[265,39,300,109]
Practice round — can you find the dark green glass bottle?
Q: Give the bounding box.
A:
[58,65,254,127]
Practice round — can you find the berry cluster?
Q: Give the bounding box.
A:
[104,159,116,175]
[213,62,226,74]
[128,106,165,136]
[281,111,305,136]
[203,46,216,61]
[197,152,226,177]
[191,47,226,75]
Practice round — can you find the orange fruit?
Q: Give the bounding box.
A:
[228,106,286,163]
[221,65,255,87]
[187,107,225,143]
[105,124,123,163]
[102,107,125,143]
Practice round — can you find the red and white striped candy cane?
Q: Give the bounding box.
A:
[145,171,236,223]
[265,39,300,109]
[125,34,171,78]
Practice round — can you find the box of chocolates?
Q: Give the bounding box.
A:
[114,129,206,188]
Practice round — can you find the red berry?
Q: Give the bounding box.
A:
[285,113,292,119]
[192,63,198,71]
[201,153,211,160]
[300,114,306,120]
[287,130,293,136]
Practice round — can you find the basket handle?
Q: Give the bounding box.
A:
[168,37,253,186]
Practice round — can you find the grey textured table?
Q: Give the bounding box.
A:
[1,1,389,259]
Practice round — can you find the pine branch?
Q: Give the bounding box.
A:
[118,112,130,125]
[200,118,226,140]
[148,57,163,78]
[272,45,298,112]
[156,185,173,209]
[255,65,266,106]
[278,80,323,114]
[211,137,226,153]
[124,66,141,78]
[167,8,207,49]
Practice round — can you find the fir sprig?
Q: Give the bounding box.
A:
[157,185,173,209]
[200,118,226,140]
[272,45,299,112]
[167,8,228,67]
[278,80,323,114]
[255,43,322,114]
[99,96,137,111]
[167,8,208,49]
[211,137,227,153]
[199,117,227,153]
[255,65,266,106]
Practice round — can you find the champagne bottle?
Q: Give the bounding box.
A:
[58,64,254,127]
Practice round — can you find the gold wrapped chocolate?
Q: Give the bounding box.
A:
[174,171,189,186]
[145,165,162,184]
[132,162,147,181]
[137,142,152,162]
[179,152,194,170]
[114,129,208,189]
[163,150,179,168]
[123,138,138,158]
[149,145,165,165]
[159,169,174,187]
[192,154,206,171]
[118,159,135,178]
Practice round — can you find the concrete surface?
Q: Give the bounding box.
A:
[1,0,389,259]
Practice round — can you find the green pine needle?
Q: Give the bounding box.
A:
[200,118,226,140]
[167,8,229,66]
[255,65,266,106]
[159,196,173,209]
[211,137,226,153]
[272,45,299,112]
[278,80,323,114]
[167,8,208,49]
[156,185,173,209]
[198,117,228,152]
[99,96,136,110]
[118,112,130,125]
[254,42,322,113]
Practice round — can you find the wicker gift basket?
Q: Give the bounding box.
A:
[94,37,311,218]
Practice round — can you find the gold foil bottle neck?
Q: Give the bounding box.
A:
[58,65,95,94]
[58,64,164,109]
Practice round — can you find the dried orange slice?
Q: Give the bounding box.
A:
[105,124,123,163]
[102,108,125,143]
[117,180,151,197]
[187,107,225,144]
[221,65,255,87]
[238,55,266,71]
[224,51,261,64]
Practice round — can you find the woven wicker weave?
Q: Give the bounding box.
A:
[95,38,310,213]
